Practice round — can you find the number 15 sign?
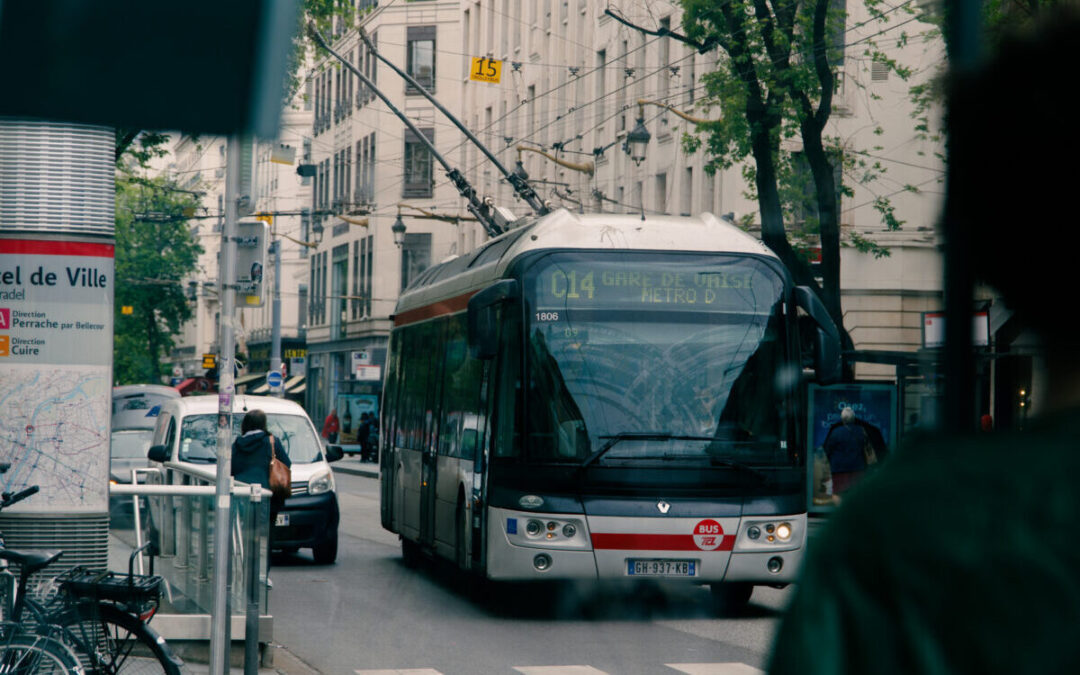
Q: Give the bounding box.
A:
[470,57,502,83]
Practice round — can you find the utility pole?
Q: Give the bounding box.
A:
[209,134,240,675]
[270,237,283,397]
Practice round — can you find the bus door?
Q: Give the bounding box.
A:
[418,321,446,549]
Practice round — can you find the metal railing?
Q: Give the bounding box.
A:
[109,464,272,655]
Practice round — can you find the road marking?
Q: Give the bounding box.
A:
[354,670,444,675]
[666,664,764,675]
[513,668,610,675]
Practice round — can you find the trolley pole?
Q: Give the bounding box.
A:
[210,134,241,675]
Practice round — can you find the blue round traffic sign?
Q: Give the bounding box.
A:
[267,371,283,389]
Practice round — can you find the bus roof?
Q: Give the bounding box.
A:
[395,209,778,316]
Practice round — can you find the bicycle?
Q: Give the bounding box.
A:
[0,467,182,675]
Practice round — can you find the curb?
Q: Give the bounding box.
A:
[332,461,379,479]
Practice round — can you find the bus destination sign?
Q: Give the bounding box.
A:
[533,260,780,312]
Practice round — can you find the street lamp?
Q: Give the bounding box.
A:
[624,116,651,166]
[392,212,407,247]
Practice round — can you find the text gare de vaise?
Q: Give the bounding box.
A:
[0,264,108,300]
[547,269,755,306]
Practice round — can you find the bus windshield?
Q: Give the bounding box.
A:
[523,253,792,468]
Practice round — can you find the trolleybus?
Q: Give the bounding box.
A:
[379,209,841,611]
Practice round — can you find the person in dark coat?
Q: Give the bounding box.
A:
[232,409,291,567]
[821,407,871,494]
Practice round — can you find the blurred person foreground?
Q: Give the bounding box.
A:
[769,10,1080,675]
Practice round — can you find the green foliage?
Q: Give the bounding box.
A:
[287,0,355,102]
[848,230,892,258]
[113,175,203,385]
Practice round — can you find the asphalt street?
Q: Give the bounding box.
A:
[265,469,793,675]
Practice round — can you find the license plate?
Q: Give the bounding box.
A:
[275,513,289,527]
[627,559,697,577]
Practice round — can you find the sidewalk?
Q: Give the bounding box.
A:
[331,455,379,479]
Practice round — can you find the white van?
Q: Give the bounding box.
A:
[147,395,343,563]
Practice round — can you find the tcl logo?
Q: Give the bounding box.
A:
[693,519,724,550]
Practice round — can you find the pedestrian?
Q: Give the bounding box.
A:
[769,12,1080,674]
[820,407,872,495]
[232,409,291,575]
[357,412,372,462]
[321,407,339,443]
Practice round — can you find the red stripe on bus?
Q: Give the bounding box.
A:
[393,290,479,326]
[0,239,114,257]
[590,533,735,552]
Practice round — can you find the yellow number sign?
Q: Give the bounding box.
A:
[470,57,502,84]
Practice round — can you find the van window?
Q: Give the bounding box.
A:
[178,412,323,463]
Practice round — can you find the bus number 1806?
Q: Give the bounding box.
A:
[535,311,560,322]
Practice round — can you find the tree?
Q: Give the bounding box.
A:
[679,0,926,348]
[113,175,203,384]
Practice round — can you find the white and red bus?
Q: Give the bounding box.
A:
[379,209,840,612]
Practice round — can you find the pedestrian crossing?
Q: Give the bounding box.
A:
[353,663,763,675]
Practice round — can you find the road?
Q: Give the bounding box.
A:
[268,471,793,675]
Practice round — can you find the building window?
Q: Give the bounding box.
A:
[352,241,360,320]
[655,172,667,214]
[406,26,436,94]
[658,18,671,100]
[332,244,348,339]
[401,232,432,291]
[403,128,435,198]
[365,234,373,317]
[681,166,693,216]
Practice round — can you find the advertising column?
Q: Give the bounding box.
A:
[0,119,115,572]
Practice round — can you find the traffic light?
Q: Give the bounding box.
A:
[234,219,269,307]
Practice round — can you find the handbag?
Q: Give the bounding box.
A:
[862,428,879,467]
[268,435,291,499]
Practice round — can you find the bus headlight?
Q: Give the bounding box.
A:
[736,518,800,551]
[308,469,334,495]
[776,523,792,541]
[505,511,589,549]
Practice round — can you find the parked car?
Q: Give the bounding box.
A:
[112,384,180,430]
[110,427,155,484]
[146,395,343,564]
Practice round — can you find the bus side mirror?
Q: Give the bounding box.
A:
[468,279,519,360]
[794,286,842,384]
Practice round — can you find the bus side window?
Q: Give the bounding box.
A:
[492,305,522,459]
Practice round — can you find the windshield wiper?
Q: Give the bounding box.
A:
[581,432,714,469]
[707,457,768,483]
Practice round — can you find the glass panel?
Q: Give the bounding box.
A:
[524,253,791,466]
[178,413,324,463]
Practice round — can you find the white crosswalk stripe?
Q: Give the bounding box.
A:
[665,663,765,675]
[513,668,610,675]
[354,670,444,675]
[353,663,762,675]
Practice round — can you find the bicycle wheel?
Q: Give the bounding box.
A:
[0,632,84,675]
[54,604,180,675]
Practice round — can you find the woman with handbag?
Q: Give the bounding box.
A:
[232,409,292,574]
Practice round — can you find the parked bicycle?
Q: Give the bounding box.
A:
[0,463,182,675]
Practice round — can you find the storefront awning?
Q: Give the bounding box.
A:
[234,372,265,386]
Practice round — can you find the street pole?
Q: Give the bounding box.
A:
[270,238,283,397]
[210,134,241,675]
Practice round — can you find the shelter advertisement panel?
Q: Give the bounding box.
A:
[0,239,114,512]
[807,383,897,513]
